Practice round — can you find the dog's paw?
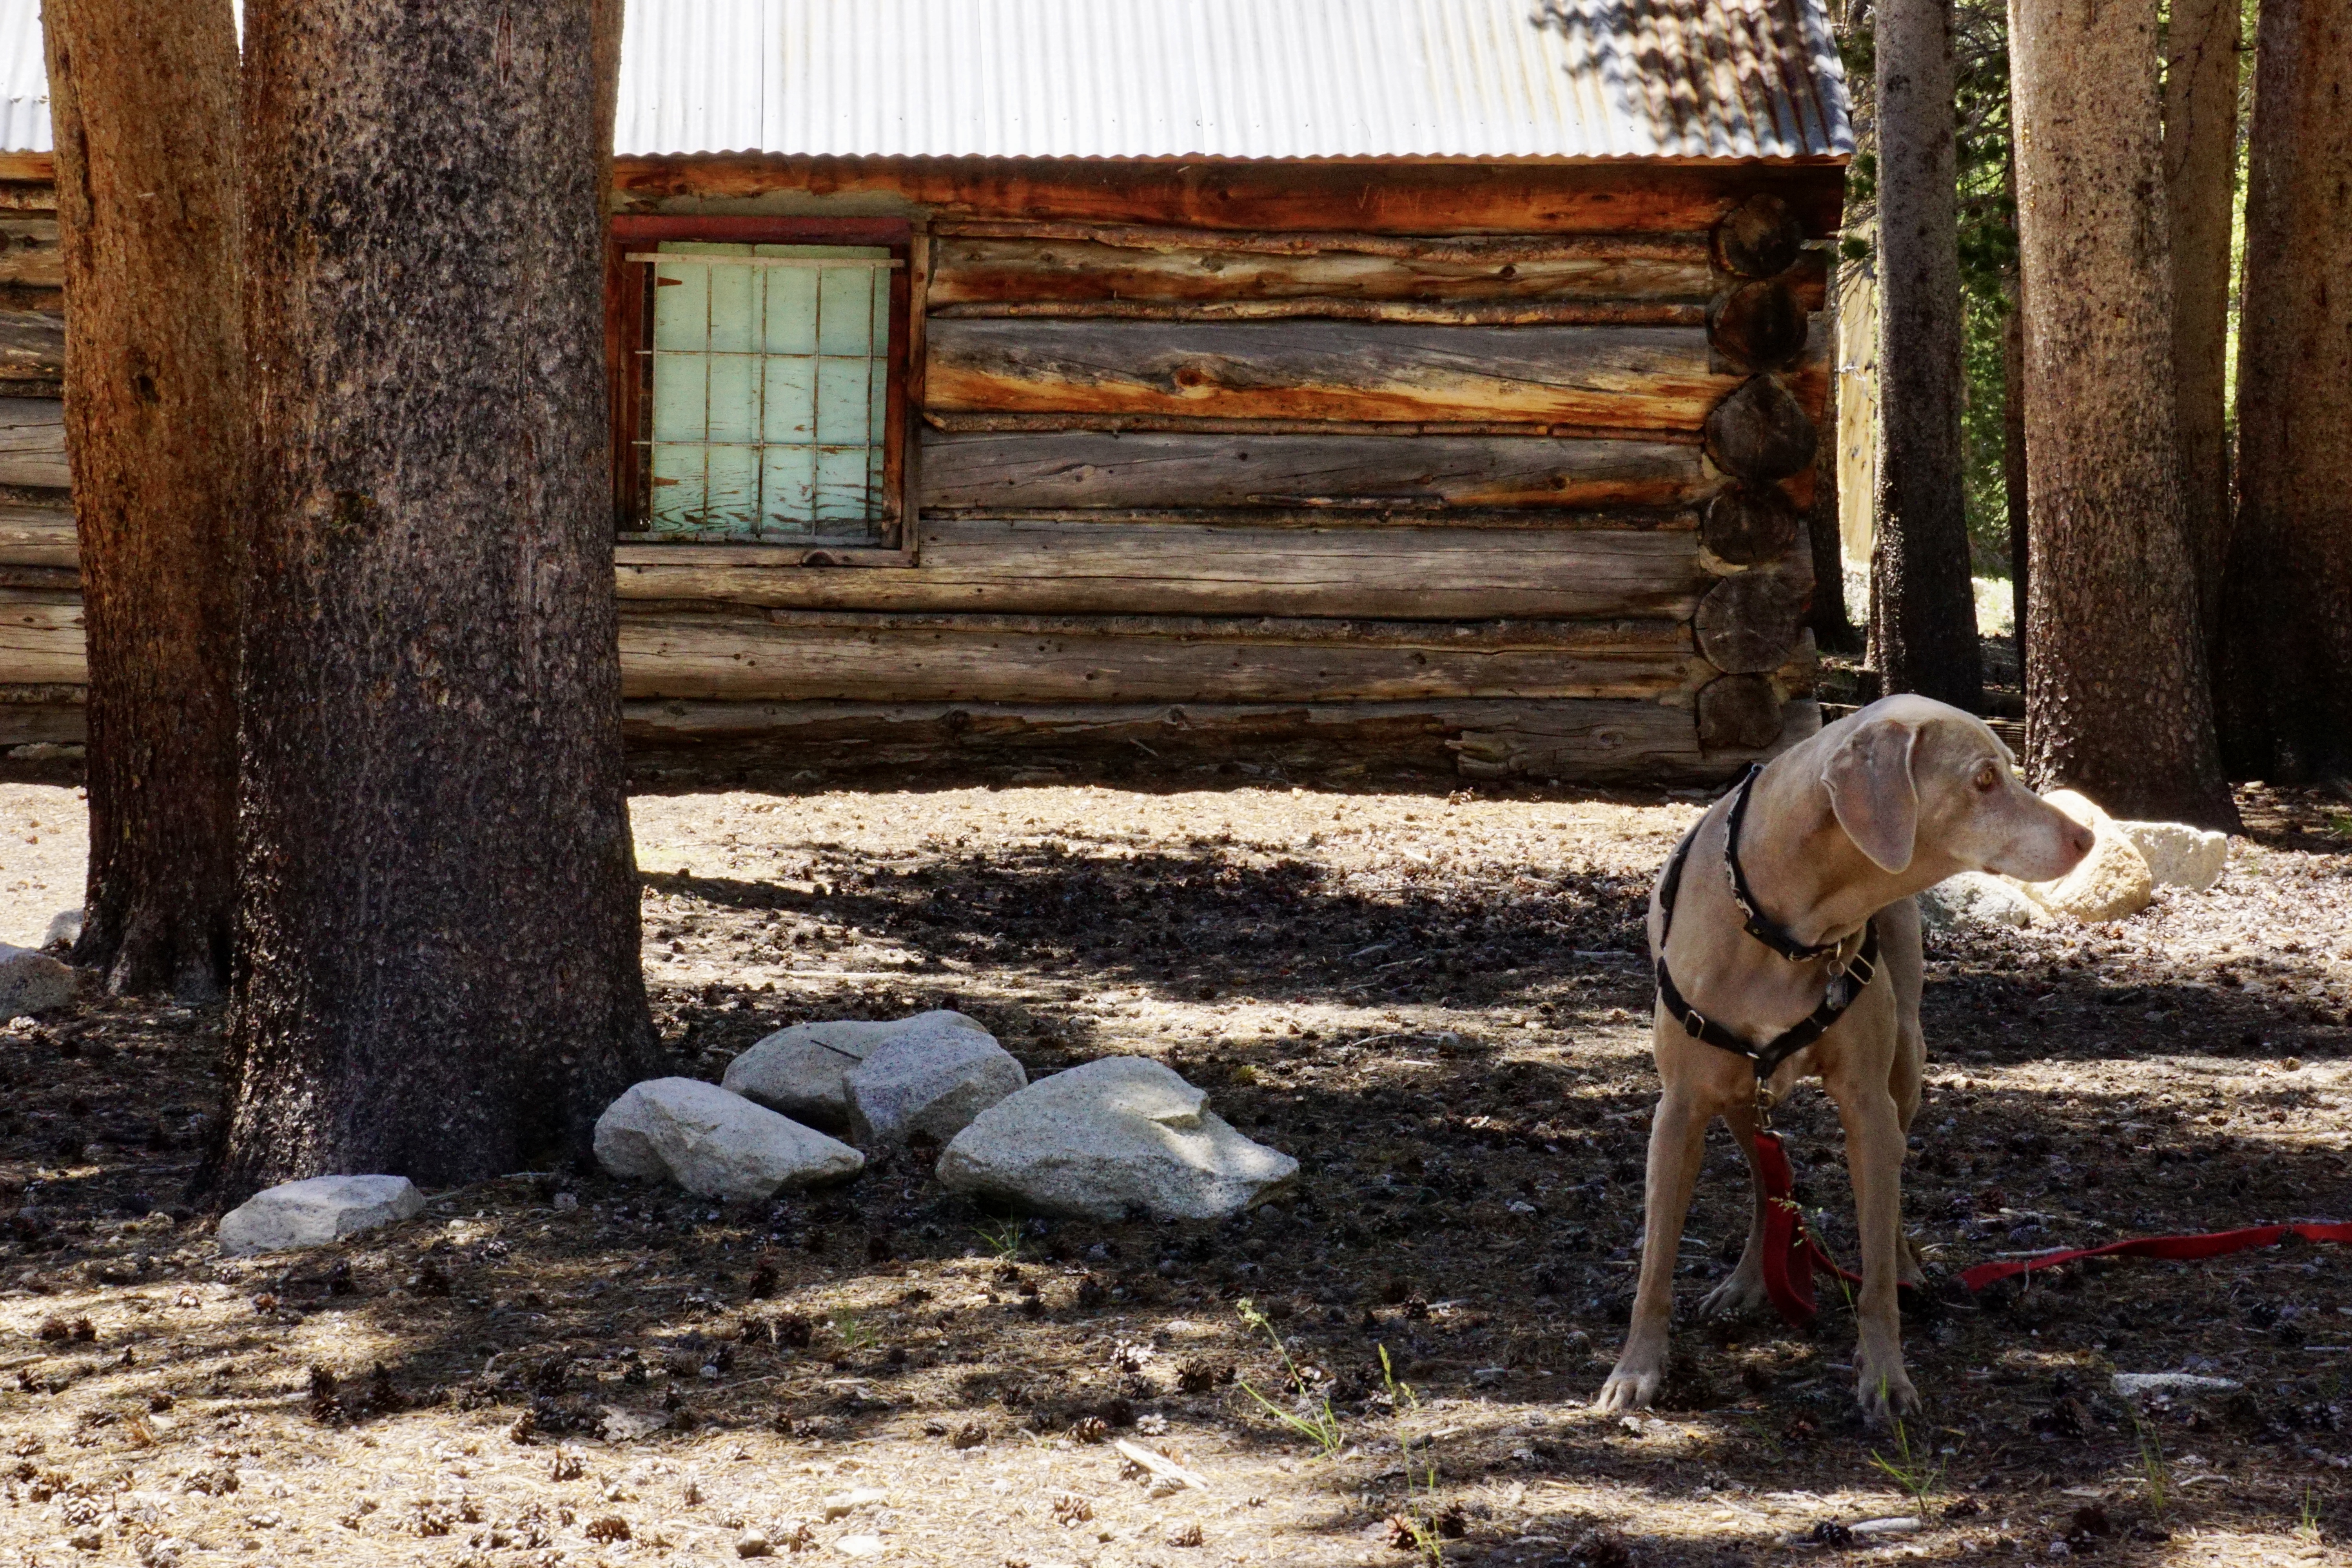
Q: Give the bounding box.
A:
[1853,1365,1922,1430]
[1594,1362,1662,1413]
[1699,1271,1768,1319]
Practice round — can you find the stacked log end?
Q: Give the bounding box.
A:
[1693,194,1827,755]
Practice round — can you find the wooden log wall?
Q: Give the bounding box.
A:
[5,157,1843,782]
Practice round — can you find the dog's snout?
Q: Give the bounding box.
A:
[2063,821,2094,861]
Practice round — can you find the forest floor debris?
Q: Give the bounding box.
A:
[0,768,2348,1565]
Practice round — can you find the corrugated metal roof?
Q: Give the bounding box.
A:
[0,0,1853,162]
[0,0,48,154]
[615,0,1854,161]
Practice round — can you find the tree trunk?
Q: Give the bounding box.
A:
[2219,0,2352,781]
[1869,0,1983,711]
[40,0,244,999]
[1806,261,1861,653]
[2003,269,2029,681]
[2161,0,2242,661]
[206,0,659,1199]
[2010,0,2239,826]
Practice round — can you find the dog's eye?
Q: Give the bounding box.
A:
[1973,762,2000,792]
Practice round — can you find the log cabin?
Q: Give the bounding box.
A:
[0,0,1852,782]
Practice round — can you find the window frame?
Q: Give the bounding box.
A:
[606,214,917,562]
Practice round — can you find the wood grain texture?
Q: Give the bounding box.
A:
[1694,559,1813,673]
[616,608,1704,703]
[1699,486,1800,566]
[617,515,1711,619]
[931,299,1707,325]
[1702,375,1817,483]
[1706,279,1809,372]
[0,506,76,566]
[1695,671,1786,749]
[0,398,67,489]
[612,156,1851,237]
[0,690,84,745]
[920,430,1711,511]
[0,219,61,288]
[929,235,1715,308]
[0,310,63,381]
[925,319,1731,429]
[1457,696,1819,782]
[0,587,87,683]
[1713,194,1808,277]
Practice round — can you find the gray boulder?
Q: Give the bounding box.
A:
[1917,872,2041,931]
[595,1077,862,1200]
[720,1010,988,1130]
[0,942,74,1019]
[848,1029,1026,1145]
[2118,820,2229,891]
[42,909,82,951]
[937,1056,1298,1221]
[216,1175,424,1255]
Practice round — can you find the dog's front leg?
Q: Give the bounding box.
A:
[1834,1080,1920,1427]
[1698,1100,1773,1319]
[1596,1084,1711,1411]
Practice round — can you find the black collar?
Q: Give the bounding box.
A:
[1652,765,1880,1080]
[1721,764,1847,962]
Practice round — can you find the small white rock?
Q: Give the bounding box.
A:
[2117,820,2229,891]
[846,1028,1026,1146]
[2111,1372,2241,1396]
[832,1537,885,1559]
[595,1078,863,1200]
[822,1488,889,1521]
[1917,872,2042,931]
[938,1057,1298,1221]
[722,1011,988,1129]
[41,909,82,951]
[215,1175,425,1255]
[0,941,75,1020]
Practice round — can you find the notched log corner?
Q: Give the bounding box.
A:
[1702,376,1817,485]
[1693,561,1810,675]
[1699,485,1800,567]
[1695,673,1786,751]
[1711,194,1807,280]
[1705,278,1809,373]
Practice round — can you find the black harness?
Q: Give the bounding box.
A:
[1654,764,1880,1083]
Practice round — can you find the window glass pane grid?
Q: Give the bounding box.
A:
[641,243,891,543]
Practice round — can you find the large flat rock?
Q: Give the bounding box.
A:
[721,1010,989,1131]
[596,1077,863,1200]
[848,1029,1027,1145]
[937,1056,1297,1221]
[0,940,74,1018]
[216,1175,424,1255]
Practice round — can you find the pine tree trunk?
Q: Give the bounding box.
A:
[2011,0,2239,827]
[2161,0,2243,658]
[206,0,659,1199]
[40,0,244,999]
[2003,271,2029,681]
[2220,0,2352,781]
[1806,262,1861,654]
[1869,0,1983,710]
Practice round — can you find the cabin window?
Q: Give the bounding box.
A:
[613,230,911,548]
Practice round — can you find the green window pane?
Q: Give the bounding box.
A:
[762,268,818,354]
[761,446,818,533]
[815,356,873,445]
[649,353,707,443]
[647,444,708,533]
[650,262,708,352]
[818,266,875,354]
[762,356,817,444]
[706,261,757,355]
[704,445,760,533]
[814,446,871,524]
[705,352,759,445]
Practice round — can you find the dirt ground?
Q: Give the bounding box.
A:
[2,763,2349,1568]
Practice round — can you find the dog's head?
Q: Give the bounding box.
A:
[1818,696,2093,883]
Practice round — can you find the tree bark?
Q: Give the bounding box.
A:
[207,0,659,1199]
[2219,0,2352,781]
[2010,0,2239,826]
[40,0,244,999]
[2161,0,2242,662]
[2002,269,2029,681]
[1869,0,1983,710]
[1805,262,1860,653]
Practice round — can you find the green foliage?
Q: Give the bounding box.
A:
[829,1308,876,1350]
[1381,1345,1448,1568]
[1233,1299,1344,1459]
[1867,1415,1946,1514]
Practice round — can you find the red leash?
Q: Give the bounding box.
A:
[1959,1220,2352,1293]
[1754,1131,1861,1328]
[1752,1132,2352,1318]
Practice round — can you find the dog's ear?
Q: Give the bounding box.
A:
[1820,716,1921,872]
